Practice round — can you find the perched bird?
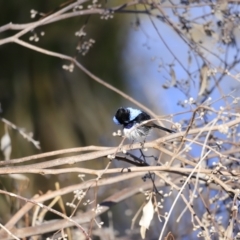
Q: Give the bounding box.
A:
[113,107,175,141]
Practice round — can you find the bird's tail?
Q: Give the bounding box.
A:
[152,123,175,133]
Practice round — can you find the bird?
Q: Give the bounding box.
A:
[113,107,175,141]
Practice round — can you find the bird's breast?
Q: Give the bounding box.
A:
[123,125,151,140]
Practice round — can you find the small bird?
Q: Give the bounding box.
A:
[113,107,175,141]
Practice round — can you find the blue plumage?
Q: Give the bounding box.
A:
[113,116,120,125]
[126,107,141,121]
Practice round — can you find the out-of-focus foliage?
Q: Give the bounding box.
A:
[0,0,128,226]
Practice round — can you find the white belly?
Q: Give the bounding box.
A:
[123,125,151,141]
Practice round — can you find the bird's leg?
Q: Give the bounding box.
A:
[140,137,147,149]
